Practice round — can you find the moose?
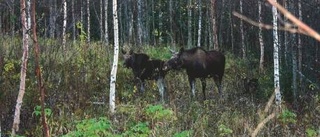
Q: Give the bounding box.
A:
[122,49,167,101]
[163,47,225,100]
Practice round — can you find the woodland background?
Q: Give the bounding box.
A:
[0,0,320,136]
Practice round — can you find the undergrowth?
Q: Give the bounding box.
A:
[0,37,319,136]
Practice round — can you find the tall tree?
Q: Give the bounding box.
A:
[49,0,56,38]
[297,0,302,88]
[62,0,67,53]
[110,0,119,113]
[272,0,281,105]
[187,0,192,48]
[197,0,202,47]
[211,0,218,50]
[11,0,29,135]
[104,0,109,45]
[72,0,76,41]
[31,0,49,135]
[87,0,90,43]
[240,0,245,58]
[258,0,265,72]
[137,0,144,45]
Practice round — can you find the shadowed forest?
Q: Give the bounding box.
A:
[0,0,320,136]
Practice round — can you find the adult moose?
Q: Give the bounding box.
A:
[164,47,225,100]
[122,49,167,102]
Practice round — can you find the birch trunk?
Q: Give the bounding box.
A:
[211,0,218,50]
[72,0,75,41]
[87,0,90,43]
[258,0,265,73]
[62,0,67,53]
[105,0,109,45]
[110,0,119,113]
[137,0,143,45]
[187,0,192,48]
[197,0,202,47]
[11,0,29,135]
[240,0,245,58]
[297,0,302,88]
[272,0,281,105]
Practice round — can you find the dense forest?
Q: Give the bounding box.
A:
[0,0,320,136]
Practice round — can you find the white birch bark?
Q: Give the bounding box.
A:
[187,0,192,48]
[197,0,202,47]
[62,0,67,53]
[137,0,143,45]
[211,0,218,50]
[12,0,29,135]
[240,0,245,58]
[104,0,109,45]
[297,0,302,87]
[87,0,90,43]
[272,0,281,105]
[258,0,264,72]
[110,0,119,113]
[72,0,75,41]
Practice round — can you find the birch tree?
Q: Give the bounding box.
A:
[211,0,218,50]
[240,0,245,58]
[11,0,29,135]
[187,0,192,48]
[137,0,144,45]
[87,0,90,43]
[110,0,119,113]
[104,0,109,45]
[62,0,67,53]
[258,0,264,72]
[272,0,281,105]
[197,0,202,47]
[72,0,75,41]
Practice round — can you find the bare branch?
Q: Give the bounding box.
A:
[232,12,305,35]
[251,113,276,137]
[267,0,320,42]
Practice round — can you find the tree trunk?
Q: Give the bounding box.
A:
[137,0,144,46]
[31,0,49,136]
[258,0,265,73]
[105,0,109,45]
[62,0,67,54]
[211,0,218,50]
[72,0,76,41]
[240,0,245,58]
[297,0,302,89]
[110,0,119,113]
[197,0,202,47]
[11,0,29,135]
[49,0,56,38]
[187,0,192,48]
[87,0,90,43]
[272,0,281,105]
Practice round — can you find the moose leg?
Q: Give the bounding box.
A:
[213,75,222,96]
[188,77,196,99]
[156,77,165,102]
[200,78,206,100]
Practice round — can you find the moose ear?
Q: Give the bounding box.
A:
[129,49,133,55]
[179,47,184,53]
[121,49,126,54]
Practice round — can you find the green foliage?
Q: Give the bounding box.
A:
[33,105,52,117]
[145,104,176,122]
[278,109,297,125]
[122,122,151,137]
[218,124,233,136]
[173,130,193,137]
[63,117,112,137]
[306,127,318,137]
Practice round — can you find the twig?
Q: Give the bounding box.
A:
[232,12,305,35]
[251,112,276,137]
